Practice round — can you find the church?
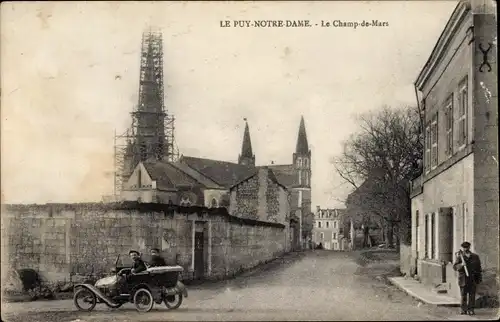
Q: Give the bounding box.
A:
[121,116,312,244]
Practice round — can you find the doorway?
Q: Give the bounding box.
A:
[194,231,204,279]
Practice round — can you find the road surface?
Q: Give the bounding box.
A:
[1,251,497,321]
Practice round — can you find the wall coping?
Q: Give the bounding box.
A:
[1,202,286,229]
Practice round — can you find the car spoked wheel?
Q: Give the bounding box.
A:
[164,294,183,309]
[74,288,97,312]
[133,288,154,312]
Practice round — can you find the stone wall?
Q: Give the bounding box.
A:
[230,168,290,225]
[472,13,499,271]
[1,202,289,284]
[232,175,260,220]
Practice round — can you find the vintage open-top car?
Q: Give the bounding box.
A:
[73,255,188,312]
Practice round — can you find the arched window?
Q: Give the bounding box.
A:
[211,198,218,208]
[180,195,192,207]
[304,158,309,167]
[180,200,192,207]
[297,158,302,167]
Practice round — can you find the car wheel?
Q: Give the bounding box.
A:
[74,288,97,312]
[133,288,154,312]
[164,294,183,309]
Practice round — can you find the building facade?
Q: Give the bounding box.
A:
[409,0,498,299]
[312,207,346,250]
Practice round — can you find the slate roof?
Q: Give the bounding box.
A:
[230,167,288,191]
[179,156,257,188]
[169,161,224,190]
[265,164,297,189]
[142,161,201,190]
[296,116,309,154]
[240,121,254,159]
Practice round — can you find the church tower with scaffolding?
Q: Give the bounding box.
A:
[113,28,178,196]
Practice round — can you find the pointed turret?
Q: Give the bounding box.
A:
[295,116,309,154]
[293,116,311,188]
[238,119,255,166]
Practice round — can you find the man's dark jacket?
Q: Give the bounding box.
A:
[150,255,167,267]
[132,258,147,274]
[453,252,482,287]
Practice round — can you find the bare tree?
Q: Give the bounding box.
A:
[333,106,423,248]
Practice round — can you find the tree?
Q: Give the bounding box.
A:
[333,106,423,248]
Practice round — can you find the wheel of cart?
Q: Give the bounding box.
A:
[133,287,155,312]
[164,294,183,309]
[74,287,97,312]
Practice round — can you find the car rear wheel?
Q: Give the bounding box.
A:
[133,288,154,312]
[74,288,97,312]
[164,294,183,309]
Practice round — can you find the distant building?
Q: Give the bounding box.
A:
[312,207,346,250]
[408,0,498,300]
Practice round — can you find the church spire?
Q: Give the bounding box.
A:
[238,118,255,166]
[295,115,309,154]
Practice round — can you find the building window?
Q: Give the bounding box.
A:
[211,198,218,208]
[458,76,468,148]
[424,214,429,258]
[416,210,420,257]
[462,203,467,241]
[297,158,302,167]
[304,158,309,167]
[326,221,329,228]
[430,113,438,169]
[333,221,337,229]
[320,232,324,240]
[431,212,436,259]
[333,233,337,240]
[425,125,431,173]
[318,221,322,228]
[304,171,309,186]
[137,168,142,188]
[445,94,454,157]
[452,207,457,257]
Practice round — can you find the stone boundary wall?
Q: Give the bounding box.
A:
[1,202,288,284]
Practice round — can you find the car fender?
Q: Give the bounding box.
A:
[74,283,121,308]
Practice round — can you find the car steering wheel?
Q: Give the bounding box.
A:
[117,268,130,276]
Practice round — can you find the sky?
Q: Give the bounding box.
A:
[1,1,458,208]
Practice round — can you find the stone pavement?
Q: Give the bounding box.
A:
[388,277,460,306]
[388,277,499,320]
[2,250,498,321]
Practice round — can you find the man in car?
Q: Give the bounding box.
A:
[129,250,147,274]
[113,250,147,296]
[149,248,167,267]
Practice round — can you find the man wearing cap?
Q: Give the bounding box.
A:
[453,241,482,315]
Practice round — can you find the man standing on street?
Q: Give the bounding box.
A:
[453,241,482,315]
